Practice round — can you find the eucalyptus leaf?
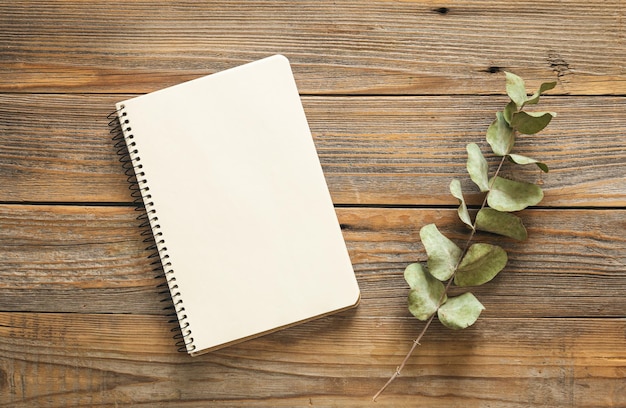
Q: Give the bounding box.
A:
[475,208,528,241]
[437,292,485,330]
[525,81,557,106]
[503,101,517,124]
[510,111,555,134]
[509,153,549,173]
[405,263,447,321]
[487,176,544,212]
[450,179,473,229]
[466,143,490,192]
[505,71,527,109]
[455,243,508,286]
[420,224,462,281]
[486,111,515,156]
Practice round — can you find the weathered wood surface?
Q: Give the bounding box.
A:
[1,311,624,408]
[1,1,625,95]
[1,205,624,318]
[1,0,625,406]
[0,205,624,407]
[1,94,625,206]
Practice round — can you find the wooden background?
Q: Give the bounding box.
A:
[1,1,625,407]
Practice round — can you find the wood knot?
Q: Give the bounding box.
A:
[548,51,570,77]
[432,7,450,15]
[485,66,502,74]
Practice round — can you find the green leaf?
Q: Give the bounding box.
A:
[450,179,473,229]
[505,72,527,109]
[437,292,485,330]
[454,243,508,286]
[487,176,544,212]
[466,143,490,192]
[509,153,549,173]
[420,224,462,281]
[505,72,556,109]
[486,111,515,156]
[503,101,517,125]
[475,208,528,241]
[525,81,557,106]
[510,111,555,134]
[405,263,447,321]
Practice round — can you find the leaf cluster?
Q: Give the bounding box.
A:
[405,72,556,330]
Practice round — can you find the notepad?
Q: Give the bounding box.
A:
[113,55,360,355]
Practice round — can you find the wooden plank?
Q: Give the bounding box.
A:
[0,204,166,315]
[1,205,624,318]
[1,1,624,95]
[1,94,625,206]
[0,311,624,407]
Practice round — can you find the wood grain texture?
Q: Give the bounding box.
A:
[1,94,624,206]
[2,0,625,406]
[0,311,624,407]
[1,1,625,95]
[1,205,624,319]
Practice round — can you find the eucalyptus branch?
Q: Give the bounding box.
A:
[373,156,507,401]
[373,73,556,401]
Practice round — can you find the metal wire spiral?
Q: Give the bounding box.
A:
[108,108,195,353]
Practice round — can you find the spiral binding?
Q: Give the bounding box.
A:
[108,107,195,353]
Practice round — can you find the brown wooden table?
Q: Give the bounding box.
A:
[1,2,625,407]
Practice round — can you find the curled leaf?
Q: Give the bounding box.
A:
[437,292,485,330]
[486,111,515,156]
[503,101,517,124]
[450,179,473,229]
[405,263,447,321]
[505,72,527,109]
[475,208,528,241]
[420,224,462,281]
[508,153,549,173]
[487,176,544,212]
[455,243,508,287]
[505,72,556,109]
[510,111,555,134]
[525,81,557,106]
[466,143,489,192]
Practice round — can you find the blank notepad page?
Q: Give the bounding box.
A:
[116,55,360,355]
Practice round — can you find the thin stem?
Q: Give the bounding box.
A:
[371,312,436,401]
[373,154,508,401]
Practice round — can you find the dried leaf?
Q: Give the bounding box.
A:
[505,72,556,109]
[503,101,517,124]
[475,208,528,241]
[437,292,485,330]
[466,143,490,192]
[486,111,515,156]
[455,243,508,287]
[487,176,544,212]
[505,72,527,109]
[405,263,447,321]
[525,81,557,106]
[450,179,473,229]
[510,111,555,134]
[508,153,549,173]
[420,224,462,281]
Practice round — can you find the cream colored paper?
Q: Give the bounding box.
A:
[116,55,360,355]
